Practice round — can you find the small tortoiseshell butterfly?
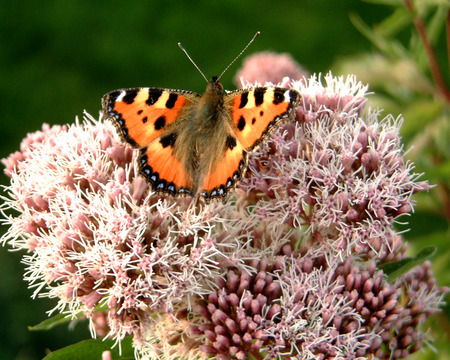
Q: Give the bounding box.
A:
[102,33,301,202]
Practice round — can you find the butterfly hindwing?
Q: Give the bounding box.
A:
[102,88,200,148]
[138,137,193,197]
[201,134,248,200]
[226,87,301,151]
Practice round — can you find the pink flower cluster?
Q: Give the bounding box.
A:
[241,73,428,260]
[1,52,446,359]
[234,51,308,88]
[187,251,443,360]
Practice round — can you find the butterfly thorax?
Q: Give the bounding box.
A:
[196,77,224,125]
[174,77,230,195]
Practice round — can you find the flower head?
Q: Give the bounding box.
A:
[1,63,445,359]
[234,51,308,88]
[240,73,429,260]
[153,252,445,360]
[1,117,233,346]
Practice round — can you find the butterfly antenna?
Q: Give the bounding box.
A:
[178,42,209,83]
[217,31,260,81]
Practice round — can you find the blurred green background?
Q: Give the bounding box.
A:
[0,1,448,359]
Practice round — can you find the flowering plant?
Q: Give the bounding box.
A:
[1,54,447,360]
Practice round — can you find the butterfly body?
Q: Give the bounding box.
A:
[102,76,300,202]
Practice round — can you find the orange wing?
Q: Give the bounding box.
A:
[138,136,193,196]
[226,87,301,151]
[102,88,200,148]
[102,88,200,197]
[201,135,248,201]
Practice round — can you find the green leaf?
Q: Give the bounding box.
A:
[426,6,448,45]
[376,7,412,37]
[29,313,74,331]
[401,99,445,142]
[29,303,110,332]
[425,159,450,180]
[380,246,437,281]
[349,12,409,59]
[43,337,134,360]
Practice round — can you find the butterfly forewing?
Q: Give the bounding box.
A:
[102,88,200,148]
[102,87,201,197]
[226,87,301,151]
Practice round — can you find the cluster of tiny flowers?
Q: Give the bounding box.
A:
[154,249,444,360]
[0,51,446,359]
[233,51,308,88]
[0,115,294,354]
[0,117,239,347]
[192,256,390,360]
[239,71,429,260]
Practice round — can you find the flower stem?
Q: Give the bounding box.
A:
[404,0,450,104]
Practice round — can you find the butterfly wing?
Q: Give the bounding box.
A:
[201,87,300,201]
[200,133,248,201]
[102,88,200,148]
[225,87,301,151]
[200,87,301,201]
[102,88,201,196]
[199,86,300,201]
[102,85,301,202]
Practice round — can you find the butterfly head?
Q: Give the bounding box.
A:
[206,76,224,96]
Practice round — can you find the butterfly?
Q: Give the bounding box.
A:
[101,35,301,203]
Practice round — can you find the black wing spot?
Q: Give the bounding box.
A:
[178,188,192,195]
[146,89,162,106]
[239,92,249,108]
[289,89,300,103]
[273,88,285,105]
[140,151,148,165]
[237,116,246,131]
[165,93,178,109]
[160,133,177,148]
[225,135,237,150]
[108,90,121,103]
[260,110,264,116]
[251,117,256,125]
[254,88,266,106]
[156,180,167,190]
[142,165,153,177]
[142,116,148,124]
[137,110,143,115]
[166,183,177,194]
[154,116,166,130]
[150,173,158,183]
[239,156,246,170]
[123,90,139,104]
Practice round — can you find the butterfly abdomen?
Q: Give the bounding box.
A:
[180,79,232,197]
